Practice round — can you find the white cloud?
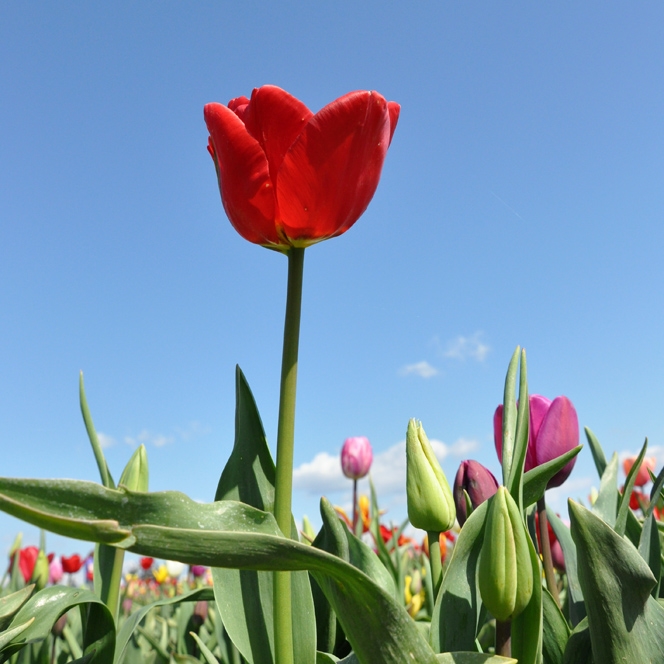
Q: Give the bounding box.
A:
[293,436,479,497]
[545,475,594,510]
[440,332,490,362]
[399,361,438,378]
[124,429,174,448]
[97,432,116,449]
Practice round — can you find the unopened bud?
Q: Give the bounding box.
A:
[453,460,499,527]
[478,487,533,621]
[119,445,149,492]
[406,420,455,532]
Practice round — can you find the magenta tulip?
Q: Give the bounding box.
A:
[494,394,579,488]
[341,436,373,480]
[453,460,500,526]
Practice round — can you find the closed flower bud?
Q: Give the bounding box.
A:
[406,420,455,532]
[119,445,149,492]
[341,436,373,480]
[31,550,49,591]
[478,487,533,621]
[453,460,499,527]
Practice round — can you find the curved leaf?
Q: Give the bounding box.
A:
[522,446,582,509]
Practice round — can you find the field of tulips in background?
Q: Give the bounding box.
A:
[2,84,664,664]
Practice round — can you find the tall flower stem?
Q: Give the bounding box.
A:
[537,496,560,606]
[273,247,305,664]
[352,478,358,533]
[427,531,443,599]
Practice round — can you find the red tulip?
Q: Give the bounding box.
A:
[494,394,579,488]
[140,556,154,570]
[18,546,39,582]
[204,86,400,250]
[61,554,82,574]
[622,455,656,487]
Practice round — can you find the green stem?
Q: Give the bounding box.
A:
[537,496,560,606]
[273,247,305,664]
[427,531,443,600]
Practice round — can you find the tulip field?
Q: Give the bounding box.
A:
[2,85,664,664]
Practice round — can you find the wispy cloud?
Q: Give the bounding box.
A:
[440,332,490,362]
[97,432,116,449]
[546,475,594,510]
[124,429,175,448]
[399,361,438,378]
[293,436,479,497]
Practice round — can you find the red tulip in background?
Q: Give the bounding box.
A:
[61,554,83,574]
[18,546,39,582]
[140,556,154,570]
[204,86,400,250]
[494,394,579,488]
[622,455,657,486]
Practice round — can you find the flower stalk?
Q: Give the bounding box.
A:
[537,496,560,606]
[273,246,305,664]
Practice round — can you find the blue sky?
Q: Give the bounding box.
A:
[2,2,664,556]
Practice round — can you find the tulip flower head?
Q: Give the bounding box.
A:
[341,436,373,480]
[623,455,657,487]
[494,394,579,488]
[453,460,500,527]
[205,86,400,251]
[61,554,83,574]
[49,557,64,585]
[406,419,456,533]
[18,546,39,583]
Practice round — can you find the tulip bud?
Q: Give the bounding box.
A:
[406,420,455,532]
[341,436,373,480]
[622,455,656,487]
[49,557,64,585]
[31,550,49,591]
[119,444,149,492]
[409,569,423,595]
[453,460,500,527]
[52,613,68,637]
[478,487,533,621]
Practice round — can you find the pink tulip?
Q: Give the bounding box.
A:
[623,456,657,487]
[341,436,373,480]
[49,557,63,584]
[494,394,579,488]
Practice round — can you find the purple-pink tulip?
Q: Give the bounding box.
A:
[48,557,63,585]
[494,394,579,488]
[341,436,373,480]
[453,460,500,526]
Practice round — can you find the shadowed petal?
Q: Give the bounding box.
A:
[242,85,313,188]
[204,102,279,245]
[277,90,397,243]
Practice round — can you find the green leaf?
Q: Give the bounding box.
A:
[547,509,585,627]
[511,525,543,664]
[522,446,583,509]
[212,366,316,664]
[501,347,520,486]
[115,588,214,664]
[507,349,529,512]
[647,464,664,519]
[638,512,661,598]
[562,618,593,664]
[542,587,570,664]
[188,632,220,664]
[0,617,34,652]
[2,586,115,663]
[569,500,664,663]
[615,438,647,537]
[435,655,517,663]
[0,585,33,631]
[430,500,487,653]
[583,427,606,480]
[591,452,618,526]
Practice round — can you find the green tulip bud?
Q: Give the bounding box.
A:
[478,486,533,621]
[119,445,149,492]
[31,550,49,591]
[406,419,455,532]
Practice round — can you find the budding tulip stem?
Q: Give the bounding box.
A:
[273,247,305,664]
[427,531,443,599]
[537,497,561,607]
[352,479,358,532]
[495,620,511,657]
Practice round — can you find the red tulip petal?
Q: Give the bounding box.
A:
[387,101,401,146]
[277,90,393,244]
[533,396,579,487]
[241,86,313,188]
[204,103,280,246]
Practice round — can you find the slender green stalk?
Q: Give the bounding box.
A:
[495,619,511,657]
[427,531,443,599]
[352,478,358,532]
[273,247,305,664]
[537,496,560,606]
